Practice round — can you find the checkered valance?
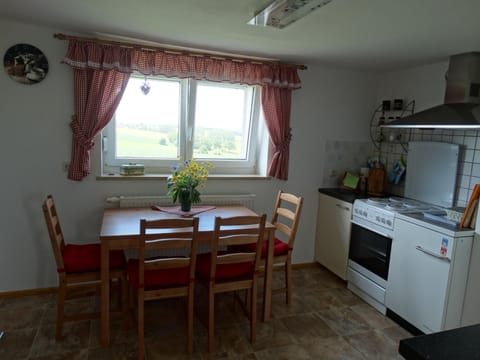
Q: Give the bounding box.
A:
[62,39,301,89]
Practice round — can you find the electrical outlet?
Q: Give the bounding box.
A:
[62,162,70,172]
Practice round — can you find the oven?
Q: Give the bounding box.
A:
[347,197,443,314]
[347,198,397,314]
[349,223,392,282]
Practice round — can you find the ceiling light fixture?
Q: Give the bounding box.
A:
[248,0,333,29]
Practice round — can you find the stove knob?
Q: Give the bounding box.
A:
[376,215,380,221]
[381,218,386,224]
[362,211,367,217]
[386,219,392,226]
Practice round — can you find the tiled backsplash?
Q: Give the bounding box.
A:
[376,129,480,207]
[322,140,372,187]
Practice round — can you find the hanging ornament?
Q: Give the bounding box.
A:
[140,77,151,95]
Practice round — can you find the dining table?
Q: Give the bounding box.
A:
[99,205,276,347]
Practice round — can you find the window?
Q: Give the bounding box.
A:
[102,75,266,175]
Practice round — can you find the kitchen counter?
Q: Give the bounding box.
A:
[399,324,480,359]
[318,188,368,204]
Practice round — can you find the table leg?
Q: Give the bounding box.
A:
[263,228,274,321]
[101,241,110,347]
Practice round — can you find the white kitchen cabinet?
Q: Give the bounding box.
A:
[315,192,352,280]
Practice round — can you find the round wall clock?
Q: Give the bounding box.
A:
[3,43,49,84]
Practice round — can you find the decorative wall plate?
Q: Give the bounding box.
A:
[3,43,49,84]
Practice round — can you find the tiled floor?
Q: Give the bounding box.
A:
[0,266,411,359]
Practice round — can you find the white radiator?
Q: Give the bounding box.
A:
[106,194,256,210]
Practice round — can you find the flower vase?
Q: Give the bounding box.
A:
[179,188,192,212]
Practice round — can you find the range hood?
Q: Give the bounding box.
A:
[382,52,480,129]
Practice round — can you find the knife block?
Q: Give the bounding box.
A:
[367,168,386,196]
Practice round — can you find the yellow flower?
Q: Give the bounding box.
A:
[167,159,213,204]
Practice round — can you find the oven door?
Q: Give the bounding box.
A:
[349,221,392,281]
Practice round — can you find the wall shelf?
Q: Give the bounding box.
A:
[370,100,415,152]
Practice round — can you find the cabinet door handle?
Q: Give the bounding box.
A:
[415,245,451,262]
[335,204,350,211]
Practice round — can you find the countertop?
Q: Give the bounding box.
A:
[399,324,480,360]
[318,188,368,204]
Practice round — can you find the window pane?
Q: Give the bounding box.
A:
[115,77,181,159]
[193,83,251,160]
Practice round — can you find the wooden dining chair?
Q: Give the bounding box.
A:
[196,214,267,353]
[42,194,127,340]
[264,191,303,305]
[127,217,199,359]
[234,191,303,305]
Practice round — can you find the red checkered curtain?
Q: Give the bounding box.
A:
[68,68,130,180]
[60,37,301,180]
[261,86,292,180]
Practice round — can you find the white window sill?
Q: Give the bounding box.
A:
[96,174,271,181]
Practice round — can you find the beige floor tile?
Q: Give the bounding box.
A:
[281,312,337,345]
[381,324,413,343]
[196,325,253,358]
[145,334,202,360]
[237,318,296,351]
[344,329,401,360]
[0,327,37,359]
[350,303,396,329]
[0,308,44,331]
[254,344,313,360]
[303,335,366,360]
[0,266,413,359]
[29,321,90,358]
[317,306,371,337]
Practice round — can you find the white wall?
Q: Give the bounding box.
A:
[376,61,449,113]
[0,18,378,292]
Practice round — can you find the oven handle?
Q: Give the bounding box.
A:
[363,245,387,260]
[351,220,392,239]
[415,245,451,262]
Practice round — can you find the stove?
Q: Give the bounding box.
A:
[352,197,438,234]
[348,196,440,314]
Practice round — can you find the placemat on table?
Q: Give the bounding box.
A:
[151,205,216,217]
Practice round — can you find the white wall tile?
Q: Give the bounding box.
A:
[459,174,471,188]
[470,177,480,188]
[472,164,480,177]
[453,135,464,145]
[463,149,474,162]
[464,136,477,149]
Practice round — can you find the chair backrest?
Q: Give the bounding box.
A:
[209,214,267,281]
[271,191,304,249]
[139,217,199,287]
[42,194,65,272]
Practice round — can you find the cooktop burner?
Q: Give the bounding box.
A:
[365,197,432,212]
[367,198,389,205]
[385,202,407,211]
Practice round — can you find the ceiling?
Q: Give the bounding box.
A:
[1,0,480,71]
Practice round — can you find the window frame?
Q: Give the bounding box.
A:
[102,74,265,176]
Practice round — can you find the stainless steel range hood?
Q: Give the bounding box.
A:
[382,52,480,129]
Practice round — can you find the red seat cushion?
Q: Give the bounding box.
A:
[62,243,126,274]
[127,259,190,289]
[234,238,290,258]
[196,253,254,282]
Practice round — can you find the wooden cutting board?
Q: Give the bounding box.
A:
[367,168,386,196]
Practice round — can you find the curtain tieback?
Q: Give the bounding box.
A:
[70,115,95,150]
[274,133,292,153]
